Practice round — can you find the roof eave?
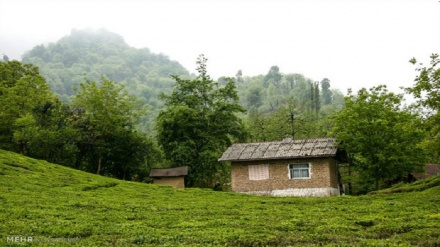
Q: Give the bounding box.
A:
[219,154,337,163]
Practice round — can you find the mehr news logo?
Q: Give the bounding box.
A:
[7,236,33,243]
[7,236,80,243]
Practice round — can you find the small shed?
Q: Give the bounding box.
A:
[409,163,440,181]
[219,138,347,197]
[149,166,188,189]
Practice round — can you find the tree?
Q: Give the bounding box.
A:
[21,99,78,163]
[246,109,269,142]
[235,70,243,84]
[246,85,263,109]
[305,81,321,113]
[313,81,320,113]
[245,96,331,142]
[2,54,9,62]
[321,78,332,105]
[71,77,148,175]
[104,130,160,180]
[266,84,281,111]
[263,65,282,86]
[406,54,440,162]
[267,100,308,140]
[332,85,427,191]
[156,55,248,187]
[0,61,54,153]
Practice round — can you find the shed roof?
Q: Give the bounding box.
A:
[150,166,188,178]
[411,164,440,180]
[219,138,342,162]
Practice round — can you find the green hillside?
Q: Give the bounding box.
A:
[21,29,189,131]
[1,149,439,246]
[22,29,189,99]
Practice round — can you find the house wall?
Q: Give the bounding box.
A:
[231,158,340,197]
[153,177,185,189]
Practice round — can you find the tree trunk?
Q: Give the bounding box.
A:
[348,162,352,195]
[123,166,127,180]
[348,154,354,195]
[97,155,103,175]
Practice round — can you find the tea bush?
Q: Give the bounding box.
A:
[1,149,439,246]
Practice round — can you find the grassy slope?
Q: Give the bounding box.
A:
[0,149,439,247]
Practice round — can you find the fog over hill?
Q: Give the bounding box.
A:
[22,29,190,131]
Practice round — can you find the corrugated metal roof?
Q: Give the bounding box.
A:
[219,138,339,162]
[150,166,188,177]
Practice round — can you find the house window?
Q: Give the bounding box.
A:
[248,164,269,180]
[289,163,311,179]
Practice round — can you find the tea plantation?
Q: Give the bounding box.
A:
[0,149,439,246]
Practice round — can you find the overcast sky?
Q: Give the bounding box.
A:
[1,0,439,94]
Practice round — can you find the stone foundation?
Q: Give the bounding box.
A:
[239,187,340,197]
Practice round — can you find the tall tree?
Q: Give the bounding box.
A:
[2,54,9,62]
[156,55,247,187]
[235,70,244,84]
[320,78,332,105]
[71,77,148,175]
[406,54,440,162]
[263,65,282,86]
[0,61,54,153]
[266,84,281,111]
[246,98,321,142]
[22,99,78,163]
[314,81,320,113]
[245,85,264,109]
[304,80,320,112]
[332,85,427,191]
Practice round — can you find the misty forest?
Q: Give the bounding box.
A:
[1,29,439,194]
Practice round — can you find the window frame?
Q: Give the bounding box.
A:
[288,163,311,179]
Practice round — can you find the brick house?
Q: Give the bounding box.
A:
[219,138,347,197]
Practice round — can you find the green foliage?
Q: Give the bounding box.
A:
[236,67,344,114]
[407,54,440,110]
[0,61,58,153]
[156,55,247,187]
[332,85,428,191]
[263,65,282,86]
[28,99,78,164]
[0,61,161,181]
[21,29,189,132]
[72,78,146,130]
[0,150,439,246]
[245,97,339,142]
[71,78,151,177]
[237,67,344,142]
[406,54,440,163]
[372,174,440,194]
[320,78,332,105]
